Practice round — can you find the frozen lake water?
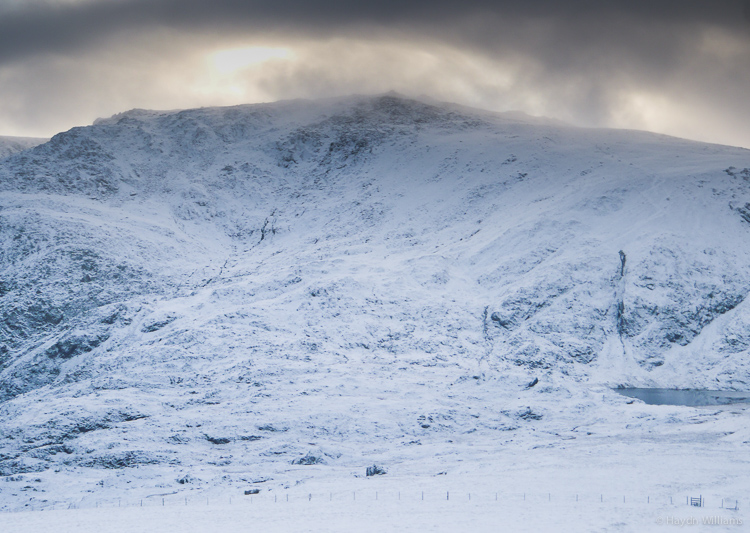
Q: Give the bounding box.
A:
[615,388,750,406]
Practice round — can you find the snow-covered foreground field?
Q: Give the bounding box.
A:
[2,404,749,531]
[2,451,746,533]
[0,498,743,533]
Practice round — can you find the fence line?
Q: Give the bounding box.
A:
[0,490,742,514]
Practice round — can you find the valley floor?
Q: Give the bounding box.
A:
[2,405,748,532]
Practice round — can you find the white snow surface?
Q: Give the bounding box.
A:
[1,94,750,530]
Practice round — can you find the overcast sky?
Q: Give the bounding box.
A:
[1,0,749,148]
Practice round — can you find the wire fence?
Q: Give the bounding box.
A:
[0,490,743,514]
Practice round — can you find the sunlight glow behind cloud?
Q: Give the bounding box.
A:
[211,46,292,74]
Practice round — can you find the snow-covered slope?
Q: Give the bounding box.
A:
[1,95,749,510]
[0,136,47,160]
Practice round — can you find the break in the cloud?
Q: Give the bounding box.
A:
[0,0,749,148]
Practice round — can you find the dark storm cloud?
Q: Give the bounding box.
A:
[1,0,749,147]
[0,0,748,66]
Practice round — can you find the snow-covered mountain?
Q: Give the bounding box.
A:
[1,94,749,509]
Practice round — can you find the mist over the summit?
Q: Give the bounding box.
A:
[1,0,749,148]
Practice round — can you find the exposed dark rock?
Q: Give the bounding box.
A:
[733,203,750,224]
[725,167,750,180]
[258,425,286,432]
[0,460,48,476]
[100,305,130,325]
[517,408,543,421]
[77,451,160,469]
[366,465,386,476]
[490,312,513,328]
[73,420,110,434]
[26,444,75,460]
[45,332,109,360]
[141,316,177,333]
[292,454,325,465]
[205,435,231,445]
